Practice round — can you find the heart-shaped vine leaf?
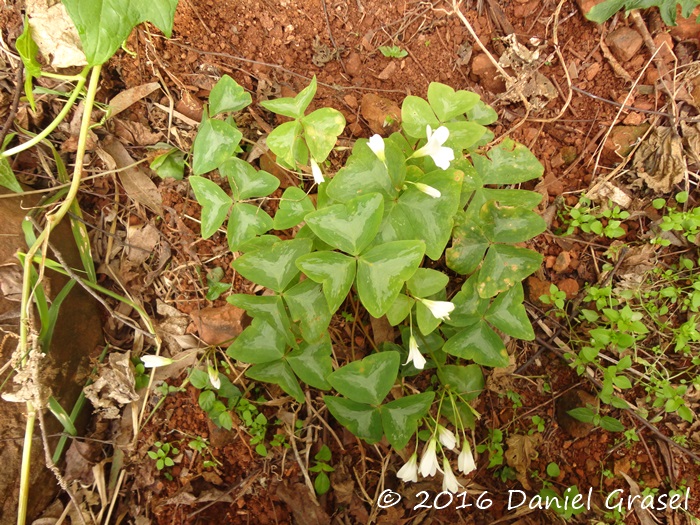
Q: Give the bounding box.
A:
[246,360,304,403]
[209,75,252,115]
[296,251,356,313]
[445,213,490,275]
[231,238,312,293]
[273,187,315,230]
[227,203,273,252]
[266,120,304,169]
[380,392,435,450]
[396,170,463,260]
[472,138,544,185]
[301,108,346,162]
[287,334,333,390]
[427,82,479,122]
[401,96,439,138]
[437,364,484,401]
[227,318,286,364]
[305,193,384,256]
[260,76,317,119]
[356,241,425,318]
[466,100,498,125]
[327,351,400,406]
[191,118,242,175]
[189,176,233,238]
[477,244,543,298]
[326,140,396,202]
[480,201,546,244]
[406,268,449,298]
[443,320,509,367]
[485,283,534,340]
[323,396,383,443]
[284,280,331,342]
[227,294,295,348]
[63,0,178,66]
[443,121,489,152]
[386,294,415,326]
[220,157,279,201]
[445,274,489,328]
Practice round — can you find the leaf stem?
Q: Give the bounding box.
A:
[16,64,100,525]
[2,66,89,158]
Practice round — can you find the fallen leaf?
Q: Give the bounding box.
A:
[114,119,162,146]
[109,82,160,118]
[370,315,395,346]
[101,137,164,215]
[633,126,686,193]
[26,0,86,68]
[619,471,656,525]
[276,482,330,525]
[125,223,160,267]
[504,433,541,490]
[83,352,139,419]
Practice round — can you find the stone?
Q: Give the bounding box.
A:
[190,303,249,345]
[345,52,362,77]
[360,93,401,135]
[553,251,571,273]
[470,53,506,93]
[558,278,580,299]
[526,276,551,305]
[606,27,643,63]
[602,124,650,162]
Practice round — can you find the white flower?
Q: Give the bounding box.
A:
[420,298,455,321]
[414,182,441,198]
[404,335,426,370]
[310,158,324,184]
[397,453,418,483]
[419,438,439,478]
[411,125,454,170]
[368,134,386,162]
[208,366,221,390]
[458,445,477,475]
[140,355,174,368]
[437,425,457,450]
[442,457,462,493]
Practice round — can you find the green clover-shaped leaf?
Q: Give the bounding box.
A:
[327,351,400,405]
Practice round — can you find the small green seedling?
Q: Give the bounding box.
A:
[379,45,408,58]
[148,441,179,471]
[205,266,231,301]
[189,367,241,430]
[309,445,334,495]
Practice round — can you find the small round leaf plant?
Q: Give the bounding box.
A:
[189,76,545,491]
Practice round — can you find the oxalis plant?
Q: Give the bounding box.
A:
[190,76,546,491]
[2,2,178,525]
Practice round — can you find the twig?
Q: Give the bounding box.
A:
[321,0,347,75]
[0,66,22,149]
[599,34,633,83]
[187,469,262,518]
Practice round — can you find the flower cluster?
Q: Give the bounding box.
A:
[397,431,477,493]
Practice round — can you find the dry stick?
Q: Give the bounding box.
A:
[448,0,531,137]
[187,469,262,519]
[0,66,22,148]
[321,0,347,75]
[599,37,633,83]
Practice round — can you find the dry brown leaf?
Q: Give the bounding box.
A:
[26,0,86,68]
[83,352,138,419]
[633,126,686,193]
[101,137,164,215]
[109,82,161,118]
[486,352,517,394]
[125,223,160,267]
[276,482,330,525]
[114,119,163,146]
[370,315,395,347]
[504,433,541,490]
[619,471,657,525]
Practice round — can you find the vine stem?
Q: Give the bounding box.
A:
[16,64,101,525]
[1,66,89,159]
